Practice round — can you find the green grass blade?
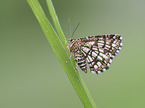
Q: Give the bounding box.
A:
[27,0,97,107]
[46,0,66,44]
[46,0,77,73]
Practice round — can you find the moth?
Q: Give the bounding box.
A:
[67,34,122,74]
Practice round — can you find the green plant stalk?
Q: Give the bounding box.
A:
[27,0,97,107]
[46,0,78,74]
[46,0,65,44]
[46,0,97,107]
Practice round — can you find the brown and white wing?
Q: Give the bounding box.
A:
[80,34,122,74]
[74,50,87,73]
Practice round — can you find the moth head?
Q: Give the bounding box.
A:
[68,37,75,43]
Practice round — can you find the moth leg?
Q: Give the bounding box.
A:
[62,40,65,44]
[69,52,73,59]
[75,60,78,71]
[62,40,68,45]
[62,40,69,51]
[70,50,76,59]
[65,48,69,52]
[75,63,78,71]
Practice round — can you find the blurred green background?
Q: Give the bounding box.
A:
[1,0,145,108]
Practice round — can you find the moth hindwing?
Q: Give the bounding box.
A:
[68,34,122,74]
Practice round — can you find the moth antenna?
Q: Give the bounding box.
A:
[72,22,80,38]
[68,18,72,36]
[68,18,80,38]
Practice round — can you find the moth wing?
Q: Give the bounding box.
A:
[79,34,122,74]
[74,50,87,73]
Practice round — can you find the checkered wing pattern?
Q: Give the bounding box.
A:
[74,50,87,72]
[68,34,122,74]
